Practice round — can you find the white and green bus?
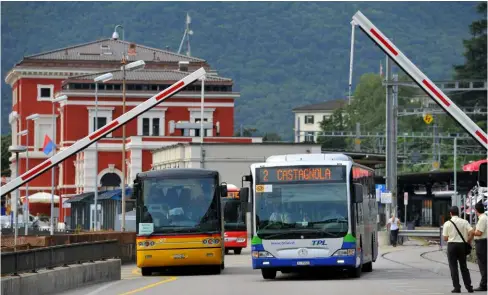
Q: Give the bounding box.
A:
[238,153,378,279]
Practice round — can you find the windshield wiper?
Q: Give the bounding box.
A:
[260,221,295,230]
[310,218,348,225]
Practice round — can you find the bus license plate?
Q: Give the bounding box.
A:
[297,261,310,266]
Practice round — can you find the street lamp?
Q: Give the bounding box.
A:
[25,113,40,235]
[93,72,113,231]
[18,129,29,234]
[112,23,146,231]
[9,145,27,248]
[121,60,145,72]
[49,95,67,235]
[119,60,145,231]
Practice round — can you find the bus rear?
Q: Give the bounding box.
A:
[240,153,377,279]
[221,184,247,254]
[133,168,228,276]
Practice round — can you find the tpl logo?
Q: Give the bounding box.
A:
[312,240,327,246]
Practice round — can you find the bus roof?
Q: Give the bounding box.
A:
[266,153,353,163]
[136,168,219,179]
[250,153,373,173]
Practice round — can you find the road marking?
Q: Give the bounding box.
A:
[118,277,177,295]
[85,281,121,295]
[131,268,141,275]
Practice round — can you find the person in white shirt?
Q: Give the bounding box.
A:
[473,202,487,291]
[442,206,474,293]
[387,214,400,247]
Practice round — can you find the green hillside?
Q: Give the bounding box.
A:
[0,2,481,139]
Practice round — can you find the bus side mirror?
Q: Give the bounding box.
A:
[220,183,228,197]
[353,183,363,203]
[133,181,140,199]
[239,187,249,203]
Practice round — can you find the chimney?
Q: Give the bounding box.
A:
[178,61,189,72]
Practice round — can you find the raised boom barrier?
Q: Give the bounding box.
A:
[1,68,206,197]
[352,11,488,150]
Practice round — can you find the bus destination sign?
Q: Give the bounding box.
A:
[256,166,346,184]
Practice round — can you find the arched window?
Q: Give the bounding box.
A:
[100,173,121,191]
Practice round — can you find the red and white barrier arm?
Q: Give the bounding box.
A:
[352,11,488,150]
[1,67,207,197]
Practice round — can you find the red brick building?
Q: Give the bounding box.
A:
[6,37,260,222]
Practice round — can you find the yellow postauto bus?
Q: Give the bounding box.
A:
[132,168,228,276]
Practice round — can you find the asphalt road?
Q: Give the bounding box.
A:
[58,246,481,295]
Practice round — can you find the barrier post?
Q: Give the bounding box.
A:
[439,226,443,250]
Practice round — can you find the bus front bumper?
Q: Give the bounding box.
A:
[252,256,357,269]
[137,247,222,268]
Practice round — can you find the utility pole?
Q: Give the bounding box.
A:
[385,55,398,217]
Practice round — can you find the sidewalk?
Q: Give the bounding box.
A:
[423,249,480,275]
[382,244,482,283]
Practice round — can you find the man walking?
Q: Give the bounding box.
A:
[442,206,474,293]
[473,202,487,292]
[387,213,400,247]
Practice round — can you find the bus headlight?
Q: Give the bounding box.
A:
[332,249,355,256]
[252,251,274,258]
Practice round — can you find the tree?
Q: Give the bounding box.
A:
[454,2,487,80]
[451,2,487,132]
[1,134,12,176]
[234,127,257,137]
[318,108,349,150]
[262,132,282,142]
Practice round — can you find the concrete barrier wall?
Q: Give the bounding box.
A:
[1,259,121,295]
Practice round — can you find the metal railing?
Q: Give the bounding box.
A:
[1,239,119,275]
[398,229,441,237]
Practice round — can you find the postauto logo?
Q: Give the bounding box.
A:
[202,238,220,245]
[138,240,155,247]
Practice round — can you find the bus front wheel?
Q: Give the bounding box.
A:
[234,248,242,255]
[349,266,361,278]
[141,268,152,276]
[261,269,277,280]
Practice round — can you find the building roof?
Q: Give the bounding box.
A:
[292,99,347,112]
[23,38,205,63]
[66,69,232,83]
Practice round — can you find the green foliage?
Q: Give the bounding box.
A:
[450,2,487,132]
[1,134,11,176]
[234,127,257,137]
[0,2,483,139]
[320,3,486,172]
[262,132,282,142]
[454,2,487,80]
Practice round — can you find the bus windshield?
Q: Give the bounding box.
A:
[255,182,349,239]
[222,198,246,231]
[139,177,220,234]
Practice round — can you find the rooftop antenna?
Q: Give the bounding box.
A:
[178,13,193,56]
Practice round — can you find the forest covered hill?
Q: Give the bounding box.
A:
[0,2,481,139]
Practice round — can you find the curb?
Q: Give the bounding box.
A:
[420,249,480,275]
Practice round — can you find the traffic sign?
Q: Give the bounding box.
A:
[381,192,392,204]
[411,150,421,164]
[423,113,433,124]
[404,192,408,205]
[432,161,440,169]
